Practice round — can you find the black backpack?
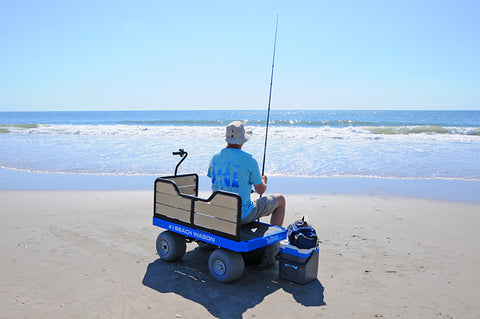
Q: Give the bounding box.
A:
[287,217,318,249]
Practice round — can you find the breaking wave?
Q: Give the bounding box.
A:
[1,123,479,142]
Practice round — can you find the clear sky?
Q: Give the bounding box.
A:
[1,0,479,111]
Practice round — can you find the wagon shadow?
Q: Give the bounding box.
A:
[142,247,325,319]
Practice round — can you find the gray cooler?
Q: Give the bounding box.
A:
[277,240,319,284]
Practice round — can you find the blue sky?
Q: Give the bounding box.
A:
[1,0,479,111]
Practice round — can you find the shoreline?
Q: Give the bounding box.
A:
[1,168,480,203]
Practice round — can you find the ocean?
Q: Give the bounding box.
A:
[1,110,479,181]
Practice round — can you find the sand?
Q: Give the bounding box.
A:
[1,190,480,318]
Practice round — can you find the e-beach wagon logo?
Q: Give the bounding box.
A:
[168,224,216,243]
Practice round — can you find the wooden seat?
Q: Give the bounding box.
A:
[154,174,242,241]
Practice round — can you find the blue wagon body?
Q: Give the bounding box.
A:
[153,217,286,252]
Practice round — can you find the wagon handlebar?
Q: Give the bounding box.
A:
[173,149,188,176]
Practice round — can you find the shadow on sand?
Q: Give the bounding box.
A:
[142,247,325,319]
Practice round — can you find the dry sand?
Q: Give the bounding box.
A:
[1,190,479,318]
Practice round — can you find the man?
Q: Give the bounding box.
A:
[207,120,285,227]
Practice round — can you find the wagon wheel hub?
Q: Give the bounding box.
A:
[213,259,226,276]
[159,240,169,254]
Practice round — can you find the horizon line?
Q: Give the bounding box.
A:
[1,107,480,112]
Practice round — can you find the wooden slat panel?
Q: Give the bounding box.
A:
[209,194,238,209]
[156,193,191,210]
[195,201,237,222]
[156,181,178,195]
[177,185,196,196]
[155,203,190,222]
[194,214,237,235]
[165,175,197,187]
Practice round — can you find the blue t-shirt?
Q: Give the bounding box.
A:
[207,148,263,219]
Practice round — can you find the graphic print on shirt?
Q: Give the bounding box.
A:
[211,161,240,191]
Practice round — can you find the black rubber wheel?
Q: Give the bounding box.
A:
[208,248,245,283]
[156,231,186,261]
[242,246,265,265]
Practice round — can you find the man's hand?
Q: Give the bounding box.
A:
[254,175,267,195]
[262,175,268,184]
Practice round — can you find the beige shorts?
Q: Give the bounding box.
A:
[241,195,278,224]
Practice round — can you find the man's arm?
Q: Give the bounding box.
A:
[254,175,267,195]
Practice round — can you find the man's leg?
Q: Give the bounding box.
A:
[269,194,285,227]
[256,194,286,267]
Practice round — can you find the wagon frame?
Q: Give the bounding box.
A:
[152,150,287,282]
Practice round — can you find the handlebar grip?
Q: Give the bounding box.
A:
[172,149,186,156]
[172,148,186,156]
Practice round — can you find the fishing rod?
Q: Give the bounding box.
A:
[261,14,279,176]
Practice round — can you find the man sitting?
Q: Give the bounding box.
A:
[207,120,285,228]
